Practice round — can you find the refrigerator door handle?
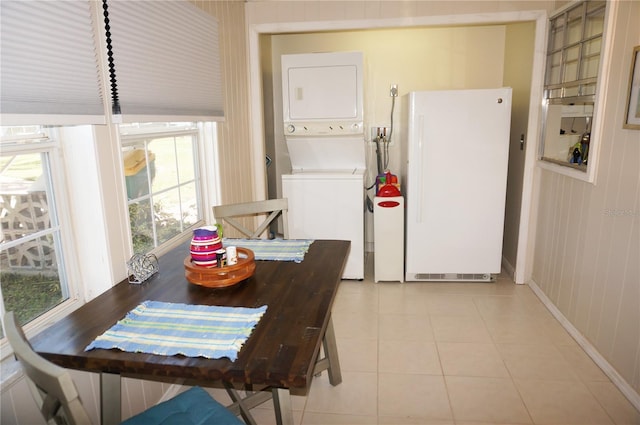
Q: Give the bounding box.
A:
[417,114,424,223]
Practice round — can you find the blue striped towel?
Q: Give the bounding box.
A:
[223,238,314,262]
[85,301,267,361]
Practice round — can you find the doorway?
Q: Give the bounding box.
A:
[247,11,547,284]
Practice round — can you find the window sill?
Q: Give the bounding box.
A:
[537,158,594,183]
[0,356,23,390]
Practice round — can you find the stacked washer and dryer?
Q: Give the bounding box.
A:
[280,51,365,280]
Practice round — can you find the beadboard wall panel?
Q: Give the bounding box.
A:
[194,0,255,208]
[193,0,261,238]
[531,0,640,398]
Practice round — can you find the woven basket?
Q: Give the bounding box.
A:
[184,247,255,288]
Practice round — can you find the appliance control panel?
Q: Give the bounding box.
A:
[284,121,363,136]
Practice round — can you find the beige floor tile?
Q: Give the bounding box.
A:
[301,412,377,424]
[378,339,442,375]
[473,294,541,318]
[455,423,529,425]
[497,343,580,381]
[445,376,532,424]
[556,344,610,382]
[379,417,454,424]
[378,313,435,341]
[537,315,581,346]
[585,381,640,425]
[437,342,510,378]
[483,316,552,345]
[305,372,377,416]
[430,314,493,343]
[334,281,379,314]
[378,286,432,315]
[336,338,378,372]
[420,279,518,296]
[378,373,452,420]
[332,310,378,340]
[247,407,305,425]
[425,293,481,316]
[515,379,614,424]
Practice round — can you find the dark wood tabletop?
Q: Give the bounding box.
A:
[30,239,350,395]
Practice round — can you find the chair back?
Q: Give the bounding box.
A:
[3,312,93,425]
[213,198,289,239]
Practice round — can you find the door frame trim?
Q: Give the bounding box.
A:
[246,10,548,284]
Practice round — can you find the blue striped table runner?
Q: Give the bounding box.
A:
[85,301,267,361]
[223,238,314,262]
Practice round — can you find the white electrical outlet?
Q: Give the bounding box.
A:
[390,84,398,97]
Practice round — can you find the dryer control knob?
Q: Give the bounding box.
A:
[286,125,296,134]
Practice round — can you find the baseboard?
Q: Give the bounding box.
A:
[528,279,640,412]
[501,256,516,281]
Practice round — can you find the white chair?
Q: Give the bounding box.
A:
[213,198,289,239]
[2,312,243,425]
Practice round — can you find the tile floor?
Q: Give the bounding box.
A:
[214,257,640,425]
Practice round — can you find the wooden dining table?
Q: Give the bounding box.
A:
[30,239,350,425]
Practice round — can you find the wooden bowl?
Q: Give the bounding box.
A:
[184,247,255,288]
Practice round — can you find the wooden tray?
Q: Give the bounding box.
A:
[184,247,255,288]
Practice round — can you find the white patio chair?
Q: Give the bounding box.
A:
[2,312,242,425]
[213,198,289,239]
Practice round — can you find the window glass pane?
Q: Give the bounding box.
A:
[176,137,196,183]
[581,37,602,82]
[580,82,597,97]
[149,137,179,193]
[566,7,584,45]
[0,147,67,326]
[121,123,202,255]
[123,144,153,199]
[549,18,565,51]
[153,189,184,245]
[563,45,580,82]
[585,11,604,38]
[546,52,563,85]
[128,198,154,254]
[181,183,198,229]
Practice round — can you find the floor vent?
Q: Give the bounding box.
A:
[413,273,493,282]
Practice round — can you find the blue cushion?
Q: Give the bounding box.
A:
[121,386,242,425]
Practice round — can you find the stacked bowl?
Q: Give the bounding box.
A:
[190,226,223,267]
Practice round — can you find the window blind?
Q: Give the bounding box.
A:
[0,1,106,125]
[104,0,224,122]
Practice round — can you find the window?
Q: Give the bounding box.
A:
[0,127,73,331]
[540,1,607,179]
[0,0,222,348]
[120,123,203,254]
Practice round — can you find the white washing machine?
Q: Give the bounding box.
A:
[282,134,365,280]
[282,144,365,279]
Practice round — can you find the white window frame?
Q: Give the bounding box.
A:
[538,0,617,183]
[1,128,85,356]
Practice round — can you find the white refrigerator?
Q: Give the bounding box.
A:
[401,88,512,282]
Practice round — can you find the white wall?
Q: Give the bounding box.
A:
[502,22,536,274]
[265,25,508,250]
